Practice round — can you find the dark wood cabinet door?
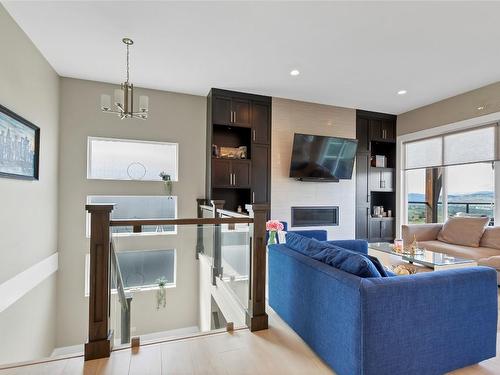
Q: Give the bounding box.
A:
[356,153,370,204]
[213,96,232,126]
[356,206,370,240]
[212,159,232,187]
[355,153,370,240]
[356,118,370,153]
[369,118,395,142]
[381,120,395,141]
[381,220,394,240]
[369,220,381,241]
[369,119,383,141]
[251,144,270,203]
[251,101,270,144]
[232,99,251,128]
[231,160,251,188]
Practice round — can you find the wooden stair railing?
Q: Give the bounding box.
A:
[85,200,268,361]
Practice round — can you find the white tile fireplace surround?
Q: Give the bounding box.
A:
[271,98,356,240]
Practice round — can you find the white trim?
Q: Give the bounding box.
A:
[495,161,500,221]
[397,110,500,233]
[0,253,58,313]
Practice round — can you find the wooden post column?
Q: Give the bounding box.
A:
[85,204,114,361]
[196,198,208,259]
[246,203,270,331]
[211,200,225,285]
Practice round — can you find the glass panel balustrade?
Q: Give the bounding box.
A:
[109,223,250,347]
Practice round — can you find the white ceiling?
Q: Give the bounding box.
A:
[4,1,500,114]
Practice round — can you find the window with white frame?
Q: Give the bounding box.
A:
[85,249,176,296]
[404,124,497,225]
[87,136,178,181]
[86,195,177,236]
[117,249,176,289]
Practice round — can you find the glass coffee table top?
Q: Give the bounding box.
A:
[368,242,476,269]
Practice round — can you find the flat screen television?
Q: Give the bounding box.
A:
[289,133,358,181]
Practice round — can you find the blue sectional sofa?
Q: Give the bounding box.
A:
[268,238,498,375]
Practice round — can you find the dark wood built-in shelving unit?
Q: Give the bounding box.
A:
[206,88,271,212]
[355,110,397,242]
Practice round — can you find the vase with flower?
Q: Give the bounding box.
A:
[266,220,284,245]
[159,172,173,198]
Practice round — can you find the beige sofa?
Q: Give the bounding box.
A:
[402,223,500,283]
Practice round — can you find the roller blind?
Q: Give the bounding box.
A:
[405,137,443,169]
[404,123,499,170]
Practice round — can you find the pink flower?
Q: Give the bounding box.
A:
[266,220,284,232]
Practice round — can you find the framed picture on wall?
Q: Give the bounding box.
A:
[0,104,40,180]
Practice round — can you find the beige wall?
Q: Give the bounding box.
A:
[56,77,206,347]
[397,81,500,135]
[0,5,60,364]
[271,98,356,239]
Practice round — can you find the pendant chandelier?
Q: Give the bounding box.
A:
[100,38,149,120]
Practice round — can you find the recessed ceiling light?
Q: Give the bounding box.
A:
[477,106,485,111]
[290,69,300,76]
[397,90,407,95]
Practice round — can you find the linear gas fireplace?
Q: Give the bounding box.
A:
[291,206,339,227]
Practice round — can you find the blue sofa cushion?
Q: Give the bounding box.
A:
[367,255,392,277]
[284,232,328,257]
[312,245,382,278]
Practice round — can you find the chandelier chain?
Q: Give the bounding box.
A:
[126,43,130,83]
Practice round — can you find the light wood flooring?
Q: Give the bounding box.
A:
[2,299,500,375]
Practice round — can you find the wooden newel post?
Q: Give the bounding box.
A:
[211,200,225,285]
[246,203,270,331]
[196,198,208,259]
[85,204,114,361]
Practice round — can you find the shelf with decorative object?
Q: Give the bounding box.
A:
[206,88,271,212]
[355,110,396,242]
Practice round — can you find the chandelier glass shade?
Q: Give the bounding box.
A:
[100,38,149,120]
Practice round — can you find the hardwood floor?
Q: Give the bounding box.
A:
[2,297,500,375]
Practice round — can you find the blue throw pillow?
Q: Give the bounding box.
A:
[367,255,391,277]
[285,232,326,257]
[312,245,382,278]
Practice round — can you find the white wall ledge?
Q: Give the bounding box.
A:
[0,253,58,313]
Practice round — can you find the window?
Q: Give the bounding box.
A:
[87,137,178,181]
[117,249,176,289]
[85,249,176,296]
[406,168,444,224]
[446,163,494,224]
[86,195,177,236]
[403,124,498,226]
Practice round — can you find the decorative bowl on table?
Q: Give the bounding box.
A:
[391,264,417,275]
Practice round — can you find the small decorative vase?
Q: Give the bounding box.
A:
[159,172,173,198]
[156,286,166,310]
[163,180,172,197]
[268,231,277,245]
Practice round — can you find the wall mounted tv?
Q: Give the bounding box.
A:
[289,133,358,181]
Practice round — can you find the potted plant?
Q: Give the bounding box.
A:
[155,276,167,310]
[159,172,173,198]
